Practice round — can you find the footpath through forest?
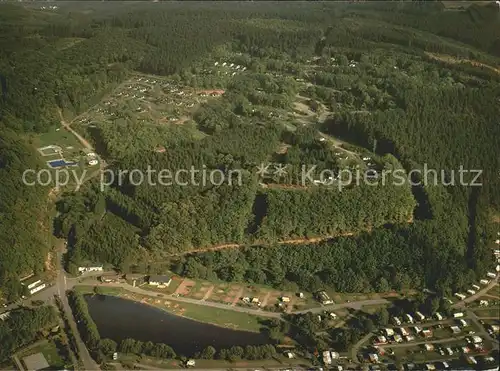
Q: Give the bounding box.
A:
[165,232,356,257]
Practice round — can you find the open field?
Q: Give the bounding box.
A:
[162,300,266,332]
[473,307,500,318]
[205,283,236,305]
[36,126,82,153]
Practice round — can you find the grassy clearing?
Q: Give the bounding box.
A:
[166,300,267,333]
[35,127,82,154]
[473,307,500,318]
[74,285,124,296]
[118,353,311,370]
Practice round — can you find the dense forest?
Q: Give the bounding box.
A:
[174,225,482,294]
[0,306,58,363]
[0,1,499,299]
[0,132,51,300]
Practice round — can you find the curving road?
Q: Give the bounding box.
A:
[58,109,107,191]
[452,279,498,308]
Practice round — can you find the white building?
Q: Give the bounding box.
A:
[0,311,11,321]
[400,327,410,336]
[148,275,172,287]
[384,328,395,336]
[415,311,425,321]
[369,353,379,363]
[30,284,46,295]
[470,335,483,344]
[78,266,103,273]
[26,280,42,290]
[322,350,332,365]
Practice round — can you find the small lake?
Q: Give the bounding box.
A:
[85,295,270,356]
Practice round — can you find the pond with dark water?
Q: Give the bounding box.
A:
[85,295,270,356]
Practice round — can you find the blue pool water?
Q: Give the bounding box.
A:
[47,159,78,168]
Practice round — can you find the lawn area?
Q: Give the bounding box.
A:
[192,356,311,369]
[472,307,500,318]
[74,285,125,296]
[118,353,311,370]
[35,127,82,155]
[166,300,267,333]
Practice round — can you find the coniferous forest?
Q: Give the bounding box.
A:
[0,1,499,300]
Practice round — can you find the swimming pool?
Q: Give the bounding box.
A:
[47,159,78,168]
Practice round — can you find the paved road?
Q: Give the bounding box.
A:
[0,244,102,370]
[66,280,391,321]
[350,332,373,363]
[59,110,107,191]
[452,279,498,308]
[467,309,499,349]
[0,270,106,314]
[377,335,468,349]
[54,243,101,371]
[2,275,391,324]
